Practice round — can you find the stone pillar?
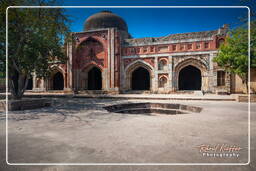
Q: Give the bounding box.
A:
[110,28,115,90]
[153,57,158,92]
[102,68,108,91]
[32,72,46,92]
[120,57,125,92]
[65,41,73,91]
[168,55,173,92]
[32,72,37,91]
[209,53,216,93]
[106,28,111,91]
[114,30,121,92]
[201,73,208,92]
[172,57,178,91]
[40,79,46,91]
[76,69,80,91]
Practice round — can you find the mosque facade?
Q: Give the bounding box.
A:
[29,11,239,94]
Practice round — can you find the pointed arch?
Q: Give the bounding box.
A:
[50,65,66,75]
[81,62,103,73]
[174,58,208,74]
[48,66,66,90]
[125,60,154,91]
[77,36,106,51]
[125,59,154,73]
[79,64,103,90]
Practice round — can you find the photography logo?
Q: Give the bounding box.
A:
[196,144,242,158]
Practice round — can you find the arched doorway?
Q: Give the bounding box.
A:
[178,65,201,90]
[131,67,150,90]
[88,67,102,90]
[53,72,64,90]
[26,78,33,90]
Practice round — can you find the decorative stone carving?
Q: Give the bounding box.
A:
[124,57,155,69]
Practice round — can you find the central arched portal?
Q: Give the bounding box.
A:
[53,72,64,90]
[88,67,102,90]
[178,65,201,90]
[131,67,150,90]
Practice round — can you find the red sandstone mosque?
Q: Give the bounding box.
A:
[27,10,253,94]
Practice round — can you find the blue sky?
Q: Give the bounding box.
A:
[61,0,254,38]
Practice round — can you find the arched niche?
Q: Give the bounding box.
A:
[159,76,168,88]
[77,37,105,59]
[158,58,168,71]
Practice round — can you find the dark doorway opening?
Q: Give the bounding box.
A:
[88,67,102,90]
[178,65,201,90]
[53,72,64,90]
[131,67,150,90]
[26,77,33,90]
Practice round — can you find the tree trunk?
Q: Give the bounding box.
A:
[238,73,249,94]
[9,70,28,100]
[245,81,248,94]
[242,76,249,94]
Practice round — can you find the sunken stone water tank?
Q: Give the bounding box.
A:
[104,103,202,115]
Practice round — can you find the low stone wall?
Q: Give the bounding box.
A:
[0,100,6,111]
[0,98,52,111]
[235,94,256,102]
[0,93,5,99]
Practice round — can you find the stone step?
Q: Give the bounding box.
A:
[124,90,151,94]
[78,90,107,94]
[194,91,204,96]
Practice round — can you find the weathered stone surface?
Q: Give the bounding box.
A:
[236,94,256,102]
[1,98,253,166]
[0,98,52,111]
[124,30,219,46]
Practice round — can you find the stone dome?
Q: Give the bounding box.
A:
[84,11,128,31]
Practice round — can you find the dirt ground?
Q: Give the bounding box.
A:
[0,98,255,171]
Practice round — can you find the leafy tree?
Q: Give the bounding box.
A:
[214,21,256,93]
[0,0,71,99]
[0,1,6,79]
[251,21,256,67]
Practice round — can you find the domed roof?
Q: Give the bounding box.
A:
[84,11,128,31]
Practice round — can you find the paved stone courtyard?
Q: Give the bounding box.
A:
[0,98,255,171]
